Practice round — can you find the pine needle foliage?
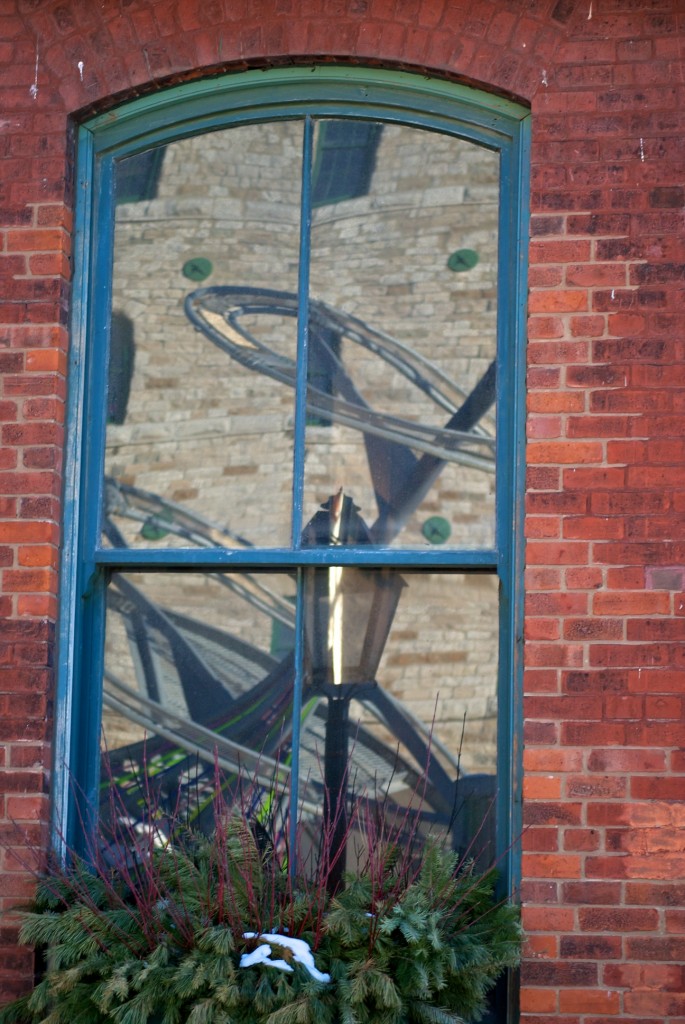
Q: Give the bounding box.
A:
[1,771,521,1024]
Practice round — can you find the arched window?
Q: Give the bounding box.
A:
[59,68,528,1002]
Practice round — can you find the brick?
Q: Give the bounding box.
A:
[522,827,560,851]
[665,911,685,935]
[528,413,563,439]
[566,263,626,288]
[2,569,54,593]
[527,493,587,515]
[5,795,48,821]
[5,229,65,253]
[522,855,582,879]
[528,441,603,465]
[565,568,603,590]
[590,644,685,669]
[566,415,632,440]
[569,314,605,337]
[563,520,623,542]
[567,774,626,799]
[593,592,670,616]
[627,936,685,962]
[526,695,602,721]
[523,802,583,827]
[523,960,597,987]
[0,523,58,544]
[558,989,620,1015]
[624,992,685,1017]
[528,339,589,364]
[2,423,62,446]
[563,467,626,491]
[587,749,666,773]
[24,348,66,372]
[523,775,562,800]
[559,935,621,959]
[579,907,659,932]
[525,514,561,539]
[562,881,621,906]
[566,364,626,388]
[525,616,561,639]
[524,668,560,694]
[525,567,562,590]
[519,988,558,1014]
[529,290,589,314]
[563,828,600,852]
[605,568,647,590]
[525,643,585,668]
[523,749,583,773]
[603,693,644,720]
[521,906,575,933]
[561,722,628,746]
[591,491,668,515]
[17,545,58,569]
[527,391,585,413]
[631,777,685,802]
[530,240,592,264]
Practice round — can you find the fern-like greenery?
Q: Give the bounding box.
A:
[1,789,521,1024]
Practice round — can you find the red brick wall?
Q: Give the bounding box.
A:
[1,0,684,1018]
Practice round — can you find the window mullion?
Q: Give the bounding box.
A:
[288,116,315,869]
[288,566,306,877]
[291,115,314,548]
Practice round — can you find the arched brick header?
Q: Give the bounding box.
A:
[13,0,585,117]
[2,2,685,1020]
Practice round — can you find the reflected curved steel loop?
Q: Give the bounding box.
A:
[184,286,495,471]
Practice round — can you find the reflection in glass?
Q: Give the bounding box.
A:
[306,119,499,549]
[298,570,499,879]
[106,123,304,549]
[99,114,502,880]
[102,570,297,835]
[106,119,499,555]
[102,568,498,868]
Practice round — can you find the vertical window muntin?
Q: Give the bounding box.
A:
[59,74,527,924]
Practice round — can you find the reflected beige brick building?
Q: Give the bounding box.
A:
[104,120,501,782]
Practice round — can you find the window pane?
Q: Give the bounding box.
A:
[102,569,297,834]
[299,570,499,870]
[105,122,304,550]
[305,120,498,549]
[101,568,497,868]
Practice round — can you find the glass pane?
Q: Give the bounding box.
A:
[305,120,498,549]
[105,122,304,550]
[298,570,499,873]
[101,569,498,867]
[102,570,297,836]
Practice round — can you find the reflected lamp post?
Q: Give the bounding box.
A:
[302,490,404,891]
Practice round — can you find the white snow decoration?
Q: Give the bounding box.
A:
[240,944,293,972]
[240,932,331,983]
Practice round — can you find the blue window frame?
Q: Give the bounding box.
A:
[58,69,528,1013]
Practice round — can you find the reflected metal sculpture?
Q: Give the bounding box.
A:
[102,481,460,847]
[184,286,496,528]
[102,287,498,857]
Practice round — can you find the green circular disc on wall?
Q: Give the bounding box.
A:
[140,509,174,541]
[422,516,451,544]
[447,248,479,272]
[182,257,213,281]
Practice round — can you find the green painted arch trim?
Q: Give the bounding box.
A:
[83,65,530,158]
